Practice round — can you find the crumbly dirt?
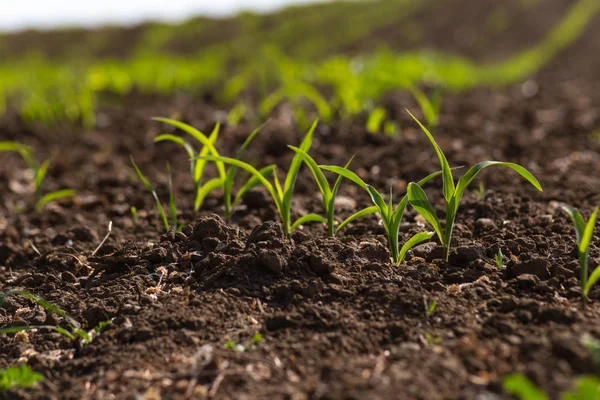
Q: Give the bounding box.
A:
[2,4,600,400]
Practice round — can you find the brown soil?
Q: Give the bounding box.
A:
[2,3,600,400]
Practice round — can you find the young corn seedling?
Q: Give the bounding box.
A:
[0,290,110,346]
[316,165,446,264]
[495,249,505,268]
[405,110,542,261]
[130,157,178,232]
[0,141,75,211]
[197,120,318,235]
[153,118,274,219]
[560,204,600,307]
[0,365,43,391]
[286,146,354,236]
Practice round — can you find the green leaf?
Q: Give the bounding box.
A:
[367,185,390,223]
[154,134,196,176]
[1,290,79,328]
[0,141,32,153]
[153,117,225,180]
[580,206,599,256]
[584,266,600,297]
[0,325,76,340]
[224,122,268,210]
[502,373,549,400]
[453,161,542,214]
[283,119,317,203]
[194,177,223,211]
[34,159,51,191]
[319,166,369,192]
[0,365,43,390]
[336,206,378,233]
[561,204,586,243]
[72,328,91,343]
[291,214,328,231]
[36,189,76,212]
[391,169,446,225]
[273,171,284,201]
[408,86,438,127]
[407,109,455,202]
[166,163,177,230]
[407,183,444,243]
[397,231,434,264]
[196,155,281,213]
[288,145,331,202]
[562,376,600,400]
[233,165,276,206]
[130,157,169,232]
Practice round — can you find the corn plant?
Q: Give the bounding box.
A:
[286,146,354,236]
[315,165,447,265]
[0,141,75,211]
[561,204,600,307]
[0,290,110,345]
[130,157,177,232]
[405,110,542,261]
[197,120,318,234]
[153,118,274,219]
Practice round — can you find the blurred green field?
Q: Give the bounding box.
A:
[0,0,598,128]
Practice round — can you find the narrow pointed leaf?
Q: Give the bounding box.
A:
[0,141,32,153]
[194,177,223,211]
[0,325,76,340]
[367,185,390,222]
[584,266,600,296]
[130,157,169,231]
[407,109,455,202]
[36,189,76,212]
[580,206,599,255]
[283,119,318,202]
[35,159,51,190]
[233,165,276,206]
[1,290,79,328]
[391,168,450,223]
[153,117,225,180]
[561,204,586,243]
[398,231,434,264]
[166,163,177,230]
[289,145,331,201]
[320,166,369,192]
[196,155,281,212]
[336,206,378,233]
[407,183,443,242]
[455,162,542,214]
[224,123,267,203]
[291,214,328,231]
[273,171,284,200]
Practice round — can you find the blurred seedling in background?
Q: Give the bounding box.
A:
[0,365,43,391]
[366,106,398,135]
[473,181,486,200]
[153,118,274,220]
[406,110,542,261]
[503,373,600,400]
[424,298,437,318]
[131,157,178,232]
[197,120,317,234]
[408,85,443,129]
[560,204,600,308]
[495,249,505,268]
[0,290,110,346]
[0,141,75,212]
